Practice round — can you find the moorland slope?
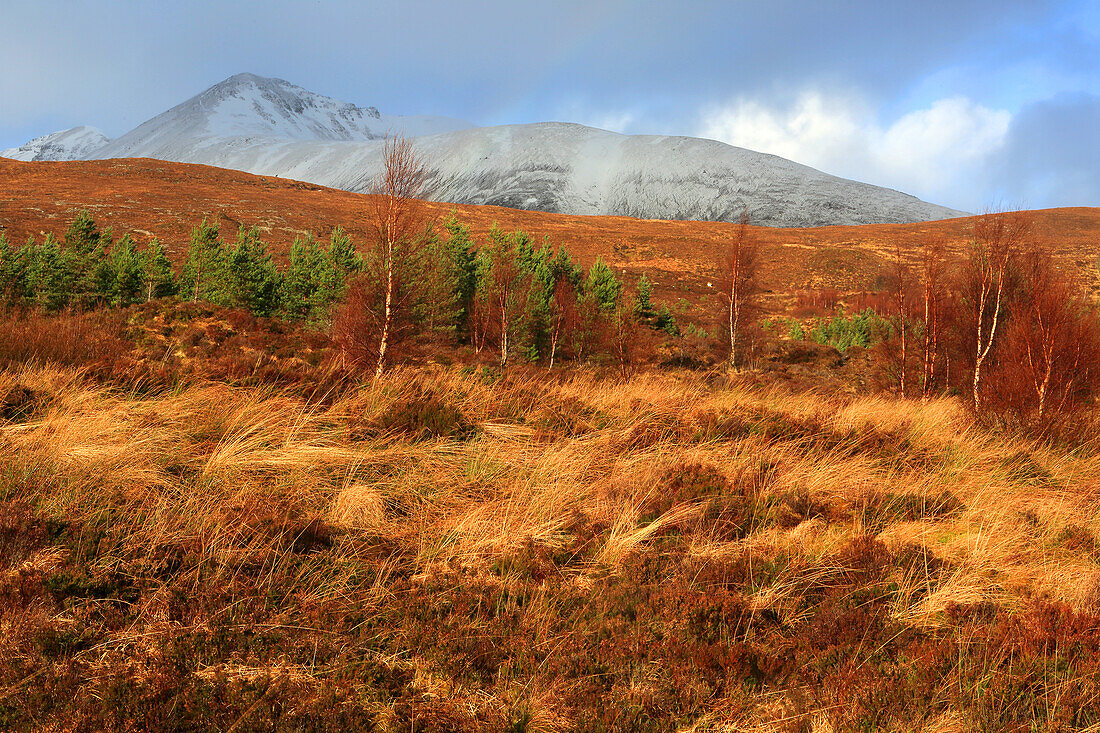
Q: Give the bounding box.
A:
[2,157,1099,314]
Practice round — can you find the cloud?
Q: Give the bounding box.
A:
[697,92,1011,211]
[990,93,1100,208]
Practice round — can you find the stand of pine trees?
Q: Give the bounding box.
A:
[0,211,681,372]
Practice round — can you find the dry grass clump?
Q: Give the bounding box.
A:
[5,361,1100,730]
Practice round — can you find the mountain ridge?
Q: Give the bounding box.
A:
[5,73,968,227]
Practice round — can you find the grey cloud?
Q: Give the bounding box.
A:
[989,93,1100,208]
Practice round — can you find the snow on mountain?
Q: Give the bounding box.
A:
[9,73,967,226]
[95,118,964,227]
[93,73,473,160]
[1,126,110,161]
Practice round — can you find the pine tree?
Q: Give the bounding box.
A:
[281,233,326,319]
[179,219,226,304]
[443,213,477,333]
[0,233,28,305]
[226,226,280,316]
[635,275,654,320]
[518,236,556,360]
[143,239,177,300]
[26,234,77,312]
[64,210,109,308]
[418,225,466,332]
[104,234,148,307]
[323,227,362,300]
[585,258,623,312]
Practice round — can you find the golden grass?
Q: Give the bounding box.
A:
[7,362,1100,728]
[6,363,1100,607]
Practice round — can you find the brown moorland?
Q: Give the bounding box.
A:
[3,156,1100,316]
[6,158,1100,730]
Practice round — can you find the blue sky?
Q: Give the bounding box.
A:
[2,0,1098,211]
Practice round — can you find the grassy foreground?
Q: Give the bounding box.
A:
[4,363,1100,731]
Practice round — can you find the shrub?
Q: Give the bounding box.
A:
[370,392,475,441]
[0,310,129,373]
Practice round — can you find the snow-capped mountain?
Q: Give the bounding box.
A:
[4,73,967,226]
[93,73,473,159]
[1,126,111,161]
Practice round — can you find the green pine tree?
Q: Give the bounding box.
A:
[585,258,622,312]
[635,275,654,319]
[417,225,461,332]
[226,226,280,316]
[316,227,362,311]
[104,234,148,307]
[179,219,226,304]
[280,233,328,319]
[443,213,477,333]
[0,233,29,305]
[143,239,177,300]
[26,234,77,312]
[64,210,109,308]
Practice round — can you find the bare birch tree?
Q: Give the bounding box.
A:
[918,235,946,400]
[719,211,759,368]
[1001,246,1099,424]
[887,243,916,398]
[369,135,427,381]
[965,210,1030,413]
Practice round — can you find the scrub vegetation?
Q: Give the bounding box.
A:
[3,148,1100,730]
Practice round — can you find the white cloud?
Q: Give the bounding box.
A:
[697,91,1011,210]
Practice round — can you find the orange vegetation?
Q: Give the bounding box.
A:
[3,157,1099,315]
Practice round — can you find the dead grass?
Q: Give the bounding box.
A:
[5,361,1100,730]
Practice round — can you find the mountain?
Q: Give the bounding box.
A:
[93,73,474,159]
[6,73,967,226]
[1,126,111,161]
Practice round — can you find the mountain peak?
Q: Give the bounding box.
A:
[1,126,111,161]
[90,73,467,152]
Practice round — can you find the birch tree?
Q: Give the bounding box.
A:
[719,211,759,368]
[918,236,946,399]
[369,135,427,380]
[964,210,1029,413]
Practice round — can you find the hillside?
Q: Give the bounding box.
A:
[1,156,1098,312]
[7,73,966,227]
[5,156,1100,731]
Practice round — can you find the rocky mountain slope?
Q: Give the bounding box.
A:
[4,74,967,226]
[1,126,111,161]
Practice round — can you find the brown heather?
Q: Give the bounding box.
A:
[5,350,1100,731]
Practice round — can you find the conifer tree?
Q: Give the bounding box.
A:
[226,226,280,316]
[323,227,362,300]
[26,234,77,312]
[635,275,654,320]
[143,239,177,301]
[104,234,148,307]
[281,233,327,319]
[585,258,622,312]
[443,213,477,333]
[0,233,28,305]
[419,224,466,332]
[64,210,109,308]
[179,219,226,304]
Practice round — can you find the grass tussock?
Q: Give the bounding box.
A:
[5,362,1100,730]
